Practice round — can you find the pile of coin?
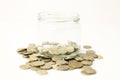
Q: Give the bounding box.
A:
[17,41,103,75]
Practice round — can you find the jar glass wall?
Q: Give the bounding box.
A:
[37,12,81,44]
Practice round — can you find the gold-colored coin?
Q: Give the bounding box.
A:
[30,61,45,66]
[56,65,70,71]
[83,45,92,49]
[36,70,48,75]
[17,48,27,54]
[27,44,38,54]
[52,56,63,61]
[81,66,96,75]
[74,56,83,61]
[68,60,83,69]
[19,64,31,70]
[41,62,53,70]
[82,54,94,61]
[30,66,40,71]
[56,60,68,65]
[81,60,93,66]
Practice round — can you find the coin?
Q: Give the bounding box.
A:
[56,60,68,65]
[28,55,38,61]
[65,45,74,53]
[41,62,53,70]
[17,48,27,54]
[74,56,83,61]
[83,45,92,49]
[19,64,31,70]
[30,61,45,66]
[81,60,93,66]
[86,51,98,58]
[30,66,40,71]
[41,57,51,62]
[27,44,38,54]
[68,60,83,68]
[86,50,95,54]
[57,46,67,54]
[52,56,63,61]
[81,66,96,75]
[56,65,70,71]
[49,47,59,54]
[36,70,48,75]
[82,54,94,61]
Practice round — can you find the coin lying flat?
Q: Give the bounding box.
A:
[81,66,96,75]
[82,54,94,61]
[36,70,48,75]
[52,56,63,61]
[81,60,93,66]
[56,60,68,65]
[41,62,53,70]
[83,45,92,49]
[74,56,83,61]
[30,61,45,66]
[28,55,38,61]
[19,64,31,70]
[65,45,74,53]
[68,60,83,69]
[86,51,98,58]
[41,57,51,62]
[30,66,40,71]
[56,65,70,71]
[57,46,67,54]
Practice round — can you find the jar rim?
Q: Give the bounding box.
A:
[38,11,80,23]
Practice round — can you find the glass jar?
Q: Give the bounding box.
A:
[38,12,81,43]
[37,12,81,59]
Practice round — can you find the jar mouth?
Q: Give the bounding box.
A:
[38,11,80,23]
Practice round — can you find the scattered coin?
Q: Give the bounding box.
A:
[27,44,38,54]
[30,61,45,66]
[56,60,68,65]
[83,45,92,49]
[65,45,74,53]
[86,51,98,58]
[56,65,70,71]
[68,60,83,68]
[82,54,94,61]
[17,42,102,75]
[81,60,93,66]
[36,70,48,75]
[30,66,40,71]
[17,48,27,54]
[28,55,38,61]
[74,56,83,61]
[81,66,96,75]
[41,57,51,62]
[19,64,31,70]
[52,56,63,61]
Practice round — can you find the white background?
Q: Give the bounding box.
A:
[0,0,120,80]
